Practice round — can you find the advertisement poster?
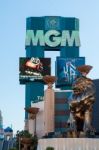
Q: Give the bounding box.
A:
[19,57,51,84]
[56,57,85,87]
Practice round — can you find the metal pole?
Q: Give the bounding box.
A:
[34,115,36,135]
[19,137,21,150]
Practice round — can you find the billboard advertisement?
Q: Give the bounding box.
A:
[19,57,51,84]
[56,57,85,87]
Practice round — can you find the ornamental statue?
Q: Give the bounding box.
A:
[69,65,95,137]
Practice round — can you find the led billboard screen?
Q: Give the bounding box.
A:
[19,57,51,84]
[56,57,85,87]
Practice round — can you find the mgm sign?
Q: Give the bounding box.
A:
[25,30,80,47]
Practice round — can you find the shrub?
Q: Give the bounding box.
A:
[46,147,54,150]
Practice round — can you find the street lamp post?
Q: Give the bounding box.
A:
[19,137,21,150]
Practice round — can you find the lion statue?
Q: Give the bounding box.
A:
[69,65,95,137]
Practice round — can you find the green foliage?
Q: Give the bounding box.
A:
[15,130,38,150]
[46,147,54,150]
[15,130,32,149]
[16,130,32,138]
[31,134,38,150]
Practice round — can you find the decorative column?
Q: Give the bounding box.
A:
[25,107,39,136]
[43,75,56,135]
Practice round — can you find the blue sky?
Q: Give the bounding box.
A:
[0,0,99,133]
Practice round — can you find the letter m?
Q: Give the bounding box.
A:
[25,30,44,46]
[61,30,81,47]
